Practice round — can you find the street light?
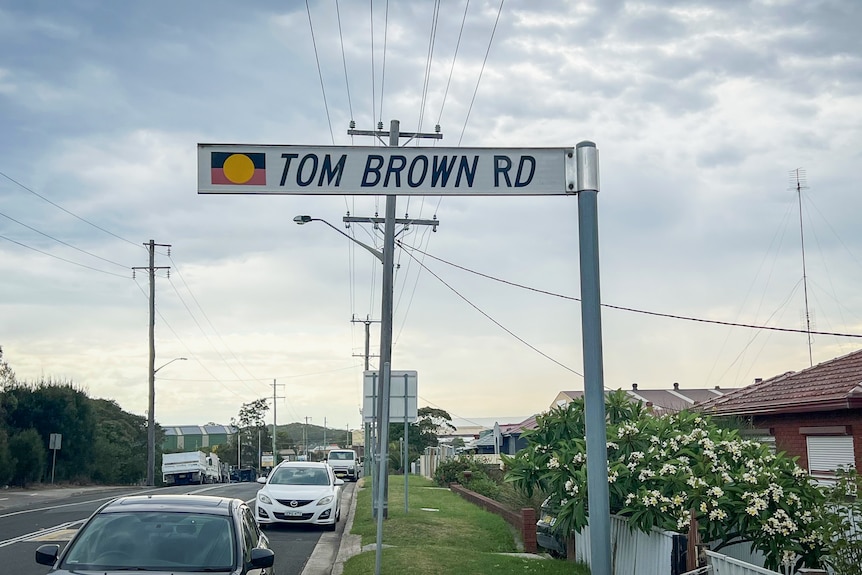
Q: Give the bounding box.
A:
[147,357,187,486]
[293,215,384,263]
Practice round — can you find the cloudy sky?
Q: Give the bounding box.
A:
[2,0,862,433]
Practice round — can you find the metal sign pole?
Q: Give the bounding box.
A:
[576,141,611,575]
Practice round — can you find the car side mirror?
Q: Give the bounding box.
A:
[256,476,267,484]
[334,478,345,486]
[250,547,275,568]
[35,544,60,566]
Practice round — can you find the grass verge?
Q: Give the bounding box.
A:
[342,474,589,575]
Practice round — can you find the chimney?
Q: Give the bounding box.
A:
[754,378,763,384]
[632,383,638,390]
[714,385,721,390]
[673,382,680,390]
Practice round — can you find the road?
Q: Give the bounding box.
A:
[0,481,356,575]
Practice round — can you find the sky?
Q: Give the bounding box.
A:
[2,0,862,433]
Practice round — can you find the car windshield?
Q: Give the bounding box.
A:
[328,452,353,461]
[269,466,330,485]
[61,511,235,572]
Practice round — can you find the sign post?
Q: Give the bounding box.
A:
[49,433,62,484]
[197,133,611,575]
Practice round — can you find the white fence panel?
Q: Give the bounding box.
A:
[706,550,782,575]
[575,515,684,574]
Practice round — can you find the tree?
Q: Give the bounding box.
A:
[504,390,827,571]
[389,406,455,451]
[91,399,148,484]
[225,399,271,468]
[9,428,46,486]
[0,346,16,389]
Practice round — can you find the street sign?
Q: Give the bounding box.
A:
[363,370,417,423]
[198,145,574,196]
[49,433,62,450]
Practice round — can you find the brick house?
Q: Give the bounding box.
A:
[698,348,862,479]
[551,383,735,415]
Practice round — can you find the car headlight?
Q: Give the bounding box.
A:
[348,466,354,471]
[258,493,273,505]
[317,495,334,506]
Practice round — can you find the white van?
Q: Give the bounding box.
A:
[326,449,361,482]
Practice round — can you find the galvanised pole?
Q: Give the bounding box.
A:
[576,141,611,575]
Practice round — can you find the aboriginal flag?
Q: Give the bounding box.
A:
[211,152,266,185]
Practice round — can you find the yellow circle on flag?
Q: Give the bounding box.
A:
[223,154,255,184]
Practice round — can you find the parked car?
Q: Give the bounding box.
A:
[536,496,567,558]
[326,449,361,482]
[255,461,344,531]
[34,494,274,574]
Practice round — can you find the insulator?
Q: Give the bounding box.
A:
[349,120,356,129]
[435,124,441,133]
[377,121,383,130]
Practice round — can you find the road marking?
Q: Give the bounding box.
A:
[29,528,79,542]
[0,521,81,548]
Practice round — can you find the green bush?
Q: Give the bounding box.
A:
[433,455,486,486]
[465,474,502,500]
[819,468,862,575]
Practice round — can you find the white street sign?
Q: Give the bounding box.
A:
[198,145,574,196]
[363,370,417,423]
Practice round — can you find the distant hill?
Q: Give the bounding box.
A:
[276,422,351,450]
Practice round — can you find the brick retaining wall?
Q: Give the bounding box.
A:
[449,483,537,553]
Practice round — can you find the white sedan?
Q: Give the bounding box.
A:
[255,461,344,530]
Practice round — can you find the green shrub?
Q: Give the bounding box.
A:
[433,455,487,486]
[465,474,502,500]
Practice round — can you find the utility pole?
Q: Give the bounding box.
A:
[324,417,327,449]
[304,416,311,460]
[133,239,171,487]
[352,315,379,479]
[347,120,441,529]
[271,379,284,468]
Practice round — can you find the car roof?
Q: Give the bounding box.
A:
[100,494,237,516]
[275,461,329,468]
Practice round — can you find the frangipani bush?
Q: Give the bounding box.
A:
[504,390,826,570]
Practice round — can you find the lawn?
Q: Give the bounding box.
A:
[342,474,589,575]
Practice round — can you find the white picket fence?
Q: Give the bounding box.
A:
[573,514,686,574]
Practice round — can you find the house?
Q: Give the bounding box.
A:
[551,383,735,414]
[697,348,862,479]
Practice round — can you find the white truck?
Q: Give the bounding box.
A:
[162,451,224,485]
[326,449,361,482]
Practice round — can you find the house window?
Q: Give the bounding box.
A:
[806,435,855,475]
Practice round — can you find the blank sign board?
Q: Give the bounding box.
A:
[363,370,417,423]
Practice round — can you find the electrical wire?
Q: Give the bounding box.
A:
[0,169,143,249]
[305,0,335,144]
[0,210,129,269]
[398,241,862,340]
[335,0,354,122]
[436,0,470,128]
[378,0,389,124]
[398,241,583,377]
[459,0,505,145]
[417,0,441,133]
[0,233,131,279]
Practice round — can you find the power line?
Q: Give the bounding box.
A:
[305,0,334,144]
[398,241,862,340]
[0,233,131,278]
[335,0,354,121]
[0,169,143,249]
[398,242,582,376]
[436,0,470,127]
[0,210,129,269]
[459,0,505,145]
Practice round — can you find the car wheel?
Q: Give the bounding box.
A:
[325,522,336,532]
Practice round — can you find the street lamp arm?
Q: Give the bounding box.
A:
[293,215,384,263]
[154,357,187,374]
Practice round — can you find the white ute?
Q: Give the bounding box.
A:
[326,449,361,482]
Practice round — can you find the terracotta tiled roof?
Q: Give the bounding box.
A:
[557,386,734,414]
[697,348,862,416]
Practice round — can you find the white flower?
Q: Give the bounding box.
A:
[548,457,560,469]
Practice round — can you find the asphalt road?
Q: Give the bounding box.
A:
[0,481,356,575]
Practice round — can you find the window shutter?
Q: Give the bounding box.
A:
[806,435,855,473]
